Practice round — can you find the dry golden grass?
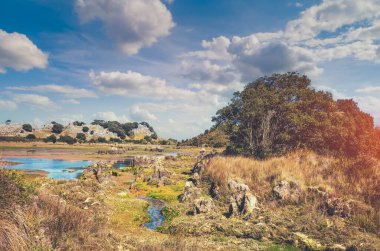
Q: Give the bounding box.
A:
[204,150,380,203]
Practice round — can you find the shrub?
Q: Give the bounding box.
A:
[59,135,76,145]
[22,124,32,132]
[82,126,89,133]
[97,137,107,143]
[52,123,64,134]
[44,134,57,143]
[76,133,86,142]
[25,134,36,141]
[73,121,85,126]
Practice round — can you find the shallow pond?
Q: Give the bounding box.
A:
[3,157,92,180]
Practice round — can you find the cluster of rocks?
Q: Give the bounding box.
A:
[144,157,172,187]
[97,149,125,155]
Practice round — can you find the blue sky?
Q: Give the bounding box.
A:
[0,0,380,139]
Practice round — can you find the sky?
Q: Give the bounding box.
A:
[0,0,380,139]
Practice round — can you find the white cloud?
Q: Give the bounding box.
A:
[354,96,380,125]
[89,70,196,100]
[13,94,57,110]
[76,0,175,55]
[0,99,17,110]
[183,0,380,88]
[130,105,158,122]
[62,99,80,104]
[7,84,97,98]
[93,111,129,122]
[0,29,48,73]
[356,86,380,94]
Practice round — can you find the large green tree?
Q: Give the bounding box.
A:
[213,73,378,159]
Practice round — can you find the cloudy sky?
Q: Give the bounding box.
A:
[1,0,380,139]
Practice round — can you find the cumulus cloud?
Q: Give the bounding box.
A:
[0,99,17,110]
[62,99,80,104]
[183,0,380,88]
[130,105,158,121]
[93,111,129,122]
[76,0,175,55]
[13,94,57,110]
[7,84,97,98]
[0,29,48,73]
[89,70,196,100]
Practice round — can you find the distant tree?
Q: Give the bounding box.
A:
[144,135,152,142]
[73,121,85,126]
[52,123,64,134]
[22,124,33,132]
[82,126,89,133]
[44,134,57,144]
[97,137,107,143]
[59,135,76,145]
[151,133,158,140]
[5,120,11,125]
[26,134,36,141]
[76,133,86,142]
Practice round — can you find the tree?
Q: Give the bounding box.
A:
[22,124,33,132]
[97,137,107,143]
[73,121,85,126]
[5,120,11,125]
[144,135,152,142]
[26,134,36,140]
[82,126,89,133]
[151,133,158,140]
[213,72,378,159]
[52,123,64,134]
[76,133,86,142]
[44,134,57,143]
[59,135,76,145]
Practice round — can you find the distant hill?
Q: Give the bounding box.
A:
[0,120,157,142]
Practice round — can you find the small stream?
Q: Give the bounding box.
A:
[139,197,165,230]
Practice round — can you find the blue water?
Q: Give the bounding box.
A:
[138,197,165,230]
[3,157,92,180]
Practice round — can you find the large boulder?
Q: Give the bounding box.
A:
[228,180,257,217]
[180,181,202,202]
[194,197,213,214]
[272,180,302,203]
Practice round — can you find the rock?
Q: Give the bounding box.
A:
[192,172,200,186]
[180,181,202,202]
[192,161,204,175]
[292,232,325,250]
[273,180,302,203]
[321,198,373,218]
[228,180,257,216]
[194,197,213,214]
[209,182,220,198]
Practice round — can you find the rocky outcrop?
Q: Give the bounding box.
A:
[194,197,213,214]
[320,198,373,218]
[228,180,257,217]
[272,180,302,203]
[180,181,202,203]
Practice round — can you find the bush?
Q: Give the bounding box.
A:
[73,121,85,126]
[44,134,57,143]
[25,134,36,141]
[97,137,107,143]
[52,123,64,134]
[22,124,32,132]
[82,126,89,133]
[59,135,76,145]
[76,133,86,142]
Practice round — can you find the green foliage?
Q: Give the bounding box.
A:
[151,133,158,140]
[97,137,107,143]
[59,135,76,145]
[25,134,36,141]
[73,121,85,126]
[144,135,152,142]
[22,123,33,132]
[82,126,89,133]
[76,133,86,142]
[213,72,379,159]
[52,123,64,134]
[44,134,57,143]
